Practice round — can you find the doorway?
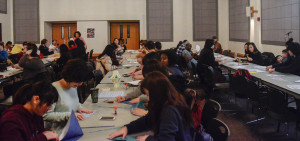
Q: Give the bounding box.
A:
[52,23,77,46]
[110,22,139,50]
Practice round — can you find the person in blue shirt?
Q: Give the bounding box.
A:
[0,41,8,63]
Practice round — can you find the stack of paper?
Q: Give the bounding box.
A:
[128,80,141,86]
[287,85,300,89]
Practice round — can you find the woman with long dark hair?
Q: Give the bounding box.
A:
[109,71,193,141]
[161,49,183,77]
[246,42,264,65]
[96,45,119,75]
[0,81,59,141]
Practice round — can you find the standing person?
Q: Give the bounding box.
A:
[43,59,93,134]
[4,41,12,53]
[39,39,54,56]
[73,31,87,49]
[0,81,59,141]
[109,72,193,141]
[212,36,223,54]
[49,40,58,53]
[246,42,264,65]
[0,41,8,63]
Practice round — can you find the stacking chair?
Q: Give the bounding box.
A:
[201,99,221,129]
[267,89,297,136]
[205,118,230,141]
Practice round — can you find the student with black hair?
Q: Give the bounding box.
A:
[144,41,155,53]
[39,39,54,56]
[246,42,264,65]
[198,39,218,68]
[269,42,300,76]
[244,42,251,57]
[49,40,58,53]
[19,43,47,81]
[109,72,193,141]
[5,41,12,53]
[96,45,118,76]
[0,81,59,141]
[43,59,93,134]
[68,40,77,51]
[154,41,162,52]
[74,31,87,49]
[119,38,127,53]
[53,44,70,76]
[161,49,183,77]
[73,38,86,60]
[142,52,160,65]
[0,41,8,62]
[182,43,197,69]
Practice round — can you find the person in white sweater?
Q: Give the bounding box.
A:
[43,59,93,134]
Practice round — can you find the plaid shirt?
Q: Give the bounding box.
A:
[176,45,186,56]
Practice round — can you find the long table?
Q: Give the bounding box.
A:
[215,53,300,99]
[79,50,141,140]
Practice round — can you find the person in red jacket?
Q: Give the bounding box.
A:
[0,81,59,141]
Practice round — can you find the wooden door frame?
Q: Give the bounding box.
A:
[109,21,140,45]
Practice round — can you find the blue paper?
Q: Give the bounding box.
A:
[130,101,147,116]
[112,136,137,141]
[60,111,83,141]
[121,100,135,106]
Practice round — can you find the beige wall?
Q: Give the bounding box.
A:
[227,0,286,56]
[0,0,13,43]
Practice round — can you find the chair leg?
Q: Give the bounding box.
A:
[277,122,281,133]
[285,122,289,136]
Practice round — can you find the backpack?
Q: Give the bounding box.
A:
[233,69,252,81]
[192,125,214,141]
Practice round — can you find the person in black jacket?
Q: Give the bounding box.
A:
[244,42,250,57]
[109,71,193,141]
[247,42,264,65]
[39,39,53,56]
[198,39,218,69]
[269,42,300,76]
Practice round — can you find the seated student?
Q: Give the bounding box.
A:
[49,40,58,53]
[39,39,54,56]
[73,38,86,61]
[0,41,8,63]
[244,42,250,57]
[275,49,289,64]
[176,40,188,56]
[161,49,183,77]
[96,45,118,76]
[128,51,146,80]
[182,43,197,69]
[246,42,264,65]
[19,43,46,81]
[154,41,162,52]
[213,36,223,54]
[43,59,93,134]
[5,41,12,53]
[269,42,300,76]
[0,81,59,141]
[198,39,218,68]
[68,40,77,51]
[145,41,156,53]
[53,44,70,77]
[119,38,127,53]
[109,71,193,141]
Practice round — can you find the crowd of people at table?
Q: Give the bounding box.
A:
[0,32,299,141]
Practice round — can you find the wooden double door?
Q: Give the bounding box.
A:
[52,23,77,46]
[110,22,139,50]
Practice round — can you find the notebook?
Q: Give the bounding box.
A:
[59,111,83,141]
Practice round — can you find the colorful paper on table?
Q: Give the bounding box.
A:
[127,80,141,86]
[59,111,83,141]
[121,100,135,106]
[249,72,258,74]
[99,91,125,98]
[112,136,137,141]
[130,101,147,116]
